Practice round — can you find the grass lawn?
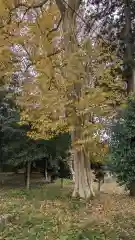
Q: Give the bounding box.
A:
[0,179,135,239]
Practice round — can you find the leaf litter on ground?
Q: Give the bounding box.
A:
[0,181,135,239]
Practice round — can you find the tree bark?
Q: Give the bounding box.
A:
[72,147,95,199]
[69,158,75,182]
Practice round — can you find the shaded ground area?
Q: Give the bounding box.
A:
[0,172,47,188]
[0,174,135,239]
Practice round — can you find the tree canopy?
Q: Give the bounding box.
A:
[0,0,134,198]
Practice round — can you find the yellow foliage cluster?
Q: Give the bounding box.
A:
[0,0,21,83]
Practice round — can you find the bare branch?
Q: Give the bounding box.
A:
[24,63,33,72]
[47,17,62,37]
[20,42,62,72]
[47,48,62,58]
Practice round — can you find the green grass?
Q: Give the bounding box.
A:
[0,180,135,239]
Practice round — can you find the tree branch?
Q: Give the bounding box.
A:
[47,17,62,37]
[14,0,66,17]
[14,0,49,10]
[47,48,62,58]
[55,0,66,17]
[0,0,48,29]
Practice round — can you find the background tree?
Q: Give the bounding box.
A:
[0,76,71,189]
[0,102,71,189]
[35,133,71,183]
[86,0,135,94]
[110,96,135,196]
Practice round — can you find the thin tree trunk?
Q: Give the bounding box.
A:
[26,162,31,190]
[60,178,64,188]
[24,165,27,186]
[14,167,18,174]
[44,159,48,181]
[98,180,101,192]
[45,169,48,181]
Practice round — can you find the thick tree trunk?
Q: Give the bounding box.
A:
[72,147,95,199]
[60,0,95,200]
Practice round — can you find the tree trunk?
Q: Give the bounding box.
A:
[45,169,48,181]
[98,180,101,192]
[60,0,95,200]
[44,159,48,181]
[24,166,27,186]
[129,181,135,196]
[26,162,31,190]
[69,158,75,183]
[14,167,18,174]
[60,178,64,188]
[72,147,95,199]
